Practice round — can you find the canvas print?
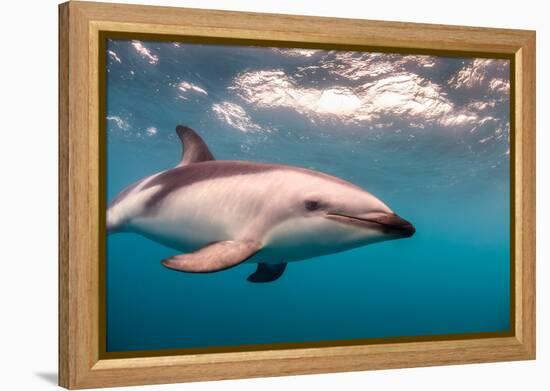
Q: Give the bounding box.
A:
[104,39,510,353]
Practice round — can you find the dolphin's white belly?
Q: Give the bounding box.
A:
[131,207,226,252]
[255,217,378,264]
[127,174,270,252]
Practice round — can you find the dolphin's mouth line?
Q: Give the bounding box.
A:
[326,213,386,227]
[325,213,416,237]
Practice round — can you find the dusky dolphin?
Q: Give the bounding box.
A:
[107,125,415,283]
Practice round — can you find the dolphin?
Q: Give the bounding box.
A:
[107,125,415,283]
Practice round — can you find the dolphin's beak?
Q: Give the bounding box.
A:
[326,212,416,238]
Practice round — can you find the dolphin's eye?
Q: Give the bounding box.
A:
[304,200,321,211]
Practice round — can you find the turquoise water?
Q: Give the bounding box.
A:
[105,39,510,352]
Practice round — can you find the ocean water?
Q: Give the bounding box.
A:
[105,39,510,352]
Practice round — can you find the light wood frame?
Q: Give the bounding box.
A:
[59,1,536,389]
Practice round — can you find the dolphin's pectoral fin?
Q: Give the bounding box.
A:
[247,262,287,283]
[161,240,260,273]
[175,125,215,166]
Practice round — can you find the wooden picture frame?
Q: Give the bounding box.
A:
[59,1,536,389]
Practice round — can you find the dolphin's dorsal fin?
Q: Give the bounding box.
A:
[175,125,215,167]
